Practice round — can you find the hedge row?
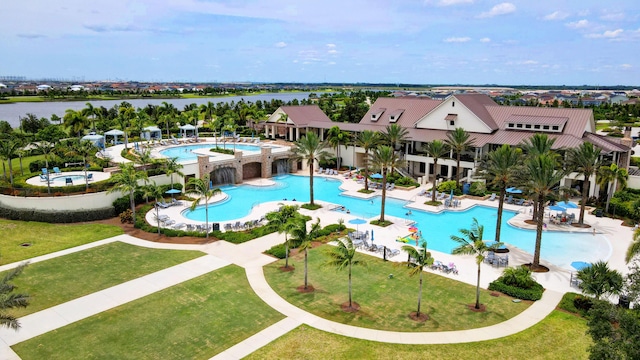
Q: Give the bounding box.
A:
[488,280,544,301]
[0,204,115,223]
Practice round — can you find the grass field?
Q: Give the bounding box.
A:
[246,310,590,360]
[13,265,285,360]
[7,241,205,317]
[264,245,530,332]
[1,154,45,176]
[0,219,123,264]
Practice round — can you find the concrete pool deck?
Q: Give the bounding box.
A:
[24,170,111,186]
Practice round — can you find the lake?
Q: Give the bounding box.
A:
[0,92,313,128]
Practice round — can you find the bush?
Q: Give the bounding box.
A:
[437,180,461,195]
[468,182,487,196]
[573,294,595,314]
[0,204,114,223]
[488,280,544,301]
[394,176,419,187]
[120,209,133,223]
[265,243,288,259]
[488,266,544,301]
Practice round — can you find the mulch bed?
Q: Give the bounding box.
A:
[408,311,429,322]
[467,304,487,312]
[341,301,360,313]
[279,265,295,272]
[296,285,315,293]
[523,263,550,273]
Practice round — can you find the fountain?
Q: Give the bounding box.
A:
[273,159,290,175]
[211,167,235,186]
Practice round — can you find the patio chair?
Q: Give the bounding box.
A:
[87,173,94,181]
[488,193,496,201]
[39,174,48,182]
[53,167,61,175]
[515,198,524,206]
[417,189,426,196]
[484,251,496,265]
[498,255,509,267]
[224,223,233,231]
[317,167,323,174]
[506,195,514,204]
[42,168,48,176]
[65,177,73,186]
[173,223,185,229]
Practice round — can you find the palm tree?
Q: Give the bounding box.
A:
[626,228,640,263]
[478,144,522,243]
[159,102,178,137]
[369,145,403,223]
[108,163,148,224]
[383,123,409,175]
[567,142,603,225]
[265,204,300,269]
[519,133,559,222]
[523,153,567,270]
[82,102,99,132]
[199,101,215,124]
[326,126,350,170]
[63,109,89,138]
[451,218,501,310]
[355,130,382,191]
[141,181,166,234]
[0,139,21,186]
[66,140,96,191]
[290,217,321,290]
[400,241,434,318]
[187,175,221,240]
[162,157,184,192]
[577,261,623,300]
[118,105,135,149]
[31,140,55,194]
[597,163,629,213]
[445,127,476,187]
[327,236,366,310]
[423,140,449,202]
[0,263,30,330]
[291,132,330,206]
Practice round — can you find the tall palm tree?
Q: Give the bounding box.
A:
[626,228,640,263]
[159,102,178,137]
[326,126,350,170]
[266,204,300,269]
[141,181,166,234]
[291,132,330,206]
[118,105,135,149]
[519,133,560,222]
[199,101,215,124]
[63,109,89,138]
[162,157,184,192]
[0,139,21,186]
[327,236,366,310]
[82,102,99,132]
[290,217,321,290]
[478,144,522,243]
[597,163,629,213]
[423,140,449,202]
[31,140,55,194]
[0,263,30,330]
[445,127,476,186]
[108,163,148,224]
[65,140,96,191]
[523,153,567,270]
[187,175,221,239]
[451,218,501,310]
[369,145,404,223]
[355,130,382,191]
[383,123,409,175]
[567,142,603,225]
[401,241,434,318]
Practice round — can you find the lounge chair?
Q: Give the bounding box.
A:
[515,198,524,206]
[488,193,496,201]
[388,183,395,191]
[506,195,514,204]
[39,174,48,182]
[65,177,73,186]
[317,167,323,174]
[87,173,94,181]
[173,223,185,229]
[53,167,61,175]
[417,189,426,196]
[42,168,48,176]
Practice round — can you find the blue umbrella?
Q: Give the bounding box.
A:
[370,173,383,179]
[165,188,181,194]
[506,187,523,194]
[571,261,591,271]
[349,218,366,232]
[548,205,567,211]
[559,201,578,209]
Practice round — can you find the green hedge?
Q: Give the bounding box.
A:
[0,204,115,223]
[488,280,544,301]
[265,243,288,259]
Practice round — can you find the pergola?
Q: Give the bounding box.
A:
[104,129,125,144]
[142,126,162,140]
[179,124,197,138]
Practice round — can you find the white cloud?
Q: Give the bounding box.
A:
[586,29,624,39]
[479,37,491,43]
[477,3,516,18]
[328,49,338,54]
[543,11,569,21]
[275,41,287,48]
[600,11,624,21]
[620,64,632,69]
[566,19,589,29]
[436,0,474,6]
[326,43,336,48]
[443,36,471,43]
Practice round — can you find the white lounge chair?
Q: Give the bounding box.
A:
[488,193,496,201]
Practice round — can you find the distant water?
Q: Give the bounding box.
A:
[0,92,312,128]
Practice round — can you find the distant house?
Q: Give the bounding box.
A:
[609,94,629,104]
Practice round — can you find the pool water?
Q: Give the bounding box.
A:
[184,175,611,269]
[50,175,86,183]
[160,143,261,162]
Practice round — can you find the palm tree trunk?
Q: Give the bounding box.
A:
[456,153,461,186]
[304,249,309,289]
[19,156,23,175]
[364,150,370,191]
[475,263,481,309]
[605,179,616,214]
[380,171,387,222]
[495,187,506,243]
[130,190,136,224]
[7,158,14,187]
[533,194,544,268]
[348,261,352,308]
[205,202,209,239]
[431,159,438,203]
[579,179,589,224]
[156,206,161,234]
[84,157,89,191]
[284,235,290,268]
[309,164,315,205]
[417,272,423,316]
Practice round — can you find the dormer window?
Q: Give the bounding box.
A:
[370,108,385,122]
[445,114,457,126]
[388,109,404,123]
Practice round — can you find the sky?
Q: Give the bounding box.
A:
[2,1,639,86]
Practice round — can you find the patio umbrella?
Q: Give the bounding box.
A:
[506,187,523,194]
[559,201,578,209]
[370,173,383,179]
[450,189,454,202]
[349,218,366,232]
[166,188,181,199]
[371,229,374,242]
[571,261,591,271]
[548,205,567,212]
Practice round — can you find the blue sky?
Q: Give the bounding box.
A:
[2,1,639,86]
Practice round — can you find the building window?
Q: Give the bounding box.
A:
[450,120,455,126]
[516,124,523,128]
[508,123,514,128]
[552,125,559,131]
[525,124,532,129]
[452,101,455,107]
[534,125,540,129]
[543,125,550,130]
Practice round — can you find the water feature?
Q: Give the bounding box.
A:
[211,167,235,186]
[0,92,315,128]
[273,159,290,175]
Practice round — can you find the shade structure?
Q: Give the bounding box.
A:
[370,173,383,179]
[559,201,578,209]
[548,205,568,211]
[571,261,591,271]
[165,188,181,194]
[349,218,366,232]
[104,129,125,144]
[506,187,523,194]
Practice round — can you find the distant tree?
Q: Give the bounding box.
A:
[0,138,22,186]
[326,126,350,170]
[597,163,629,214]
[141,181,166,234]
[63,109,89,138]
[566,142,603,225]
[108,163,148,224]
[369,145,403,223]
[290,217,321,291]
[65,140,96,191]
[266,204,300,269]
[186,175,221,239]
[355,130,382,191]
[0,121,12,136]
[36,124,68,144]
[424,140,449,202]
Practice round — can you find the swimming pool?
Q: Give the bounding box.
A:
[160,143,262,162]
[183,175,611,269]
[50,175,86,184]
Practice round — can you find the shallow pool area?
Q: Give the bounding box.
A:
[182,175,611,269]
[160,143,263,162]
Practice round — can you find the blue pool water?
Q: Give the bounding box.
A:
[50,175,86,183]
[160,143,261,162]
[184,175,611,269]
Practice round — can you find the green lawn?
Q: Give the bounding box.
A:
[264,245,530,332]
[13,265,286,360]
[1,154,45,176]
[247,310,590,359]
[0,219,123,264]
[7,241,205,317]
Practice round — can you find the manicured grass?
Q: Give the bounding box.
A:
[264,245,530,332]
[1,154,45,176]
[7,241,205,317]
[0,219,123,264]
[13,265,285,360]
[246,310,590,359]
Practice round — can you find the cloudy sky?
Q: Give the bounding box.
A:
[2,1,639,86]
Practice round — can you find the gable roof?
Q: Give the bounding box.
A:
[453,93,499,131]
[268,105,332,126]
[358,97,441,128]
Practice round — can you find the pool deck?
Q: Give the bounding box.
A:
[24,170,111,186]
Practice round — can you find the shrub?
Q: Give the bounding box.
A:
[487,280,544,301]
[119,209,133,223]
[573,294,594,314]
[265,243,288,259]
[558,292,581,315]
[0,204,114,223]
[488,266,544,301]
[468,181,487,196]
[394,176,419,187]
[437,180,461,195]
